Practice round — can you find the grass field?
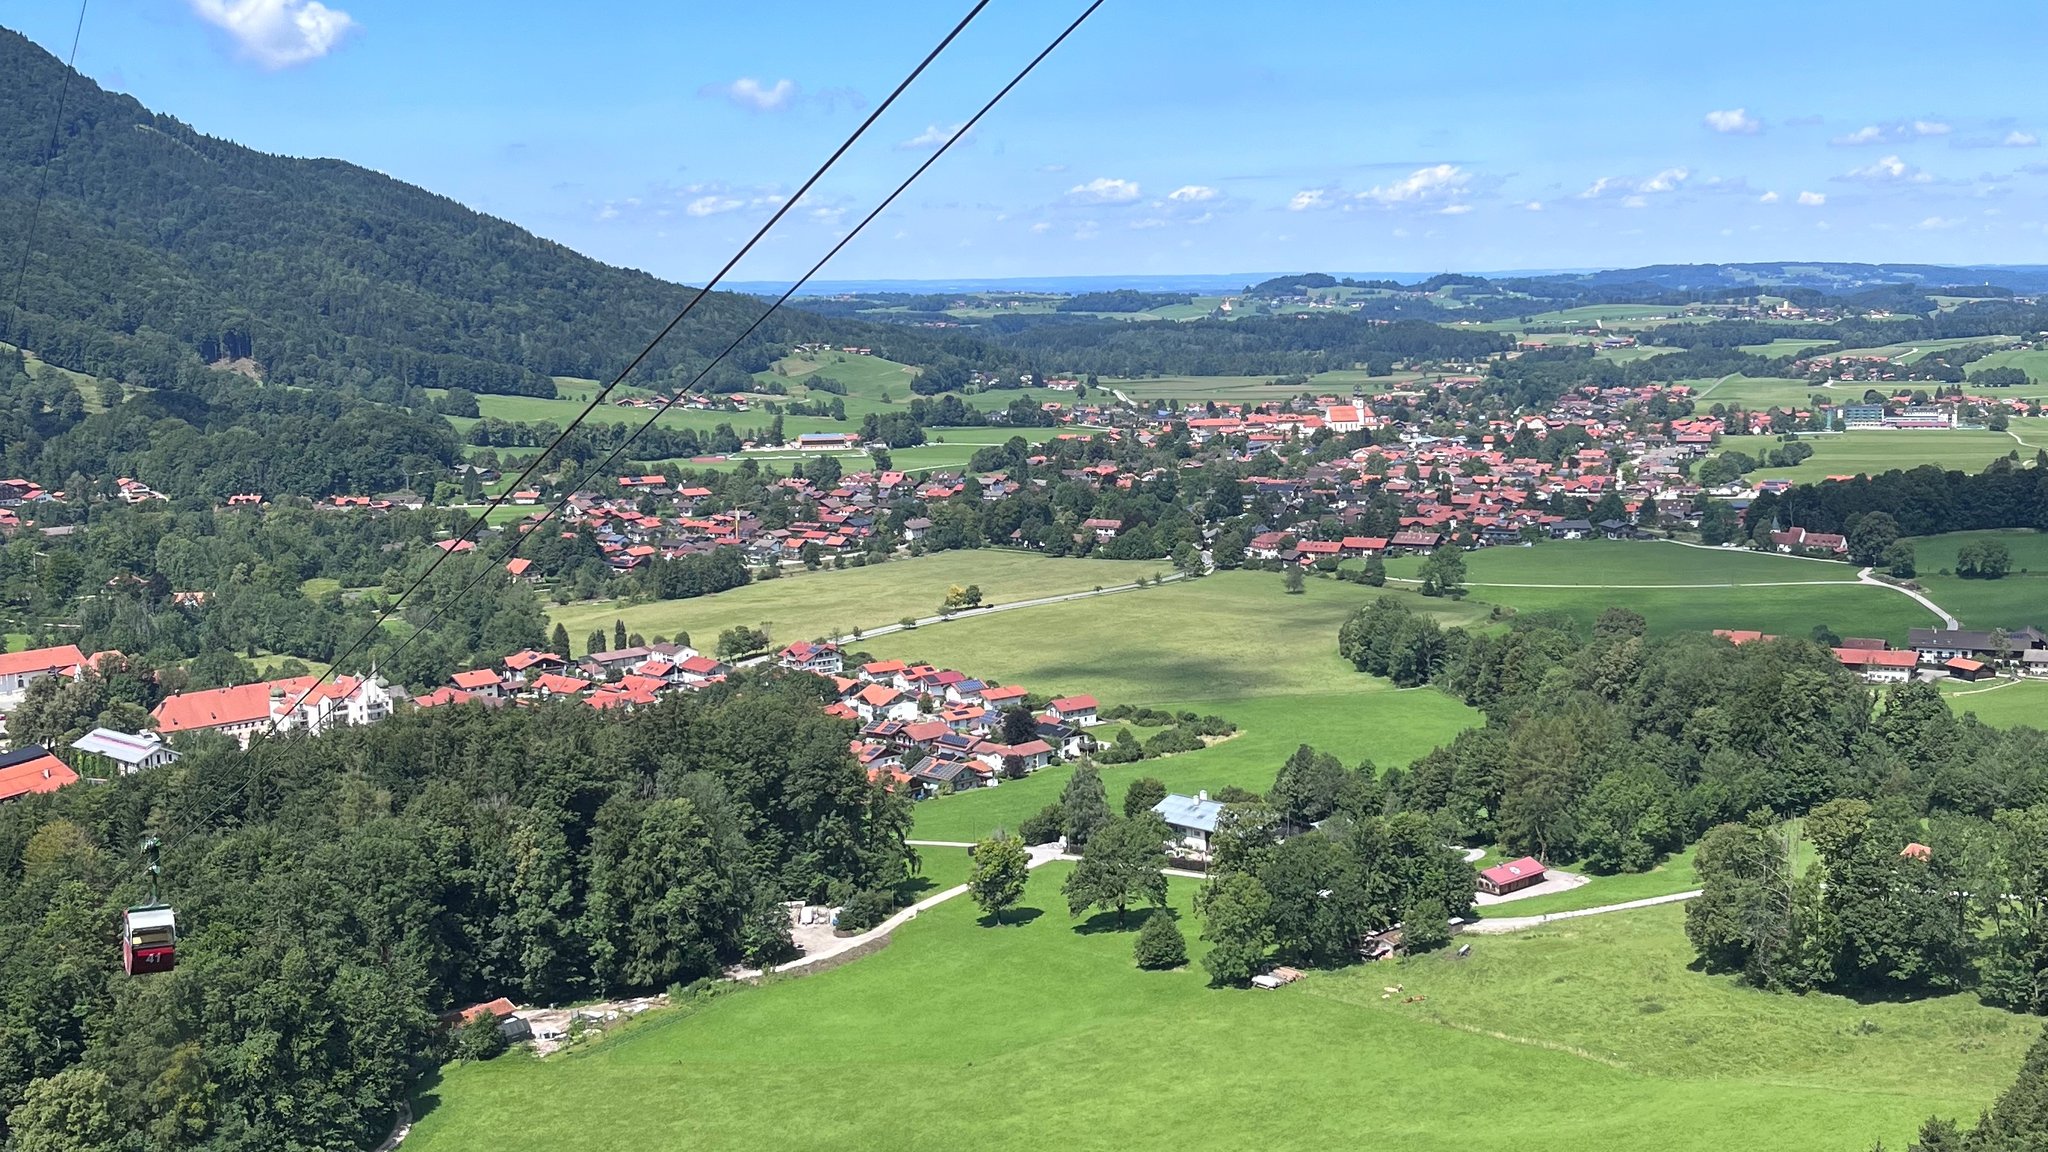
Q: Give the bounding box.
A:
[1109,369,1422,402]
[1381,539,1853,586]
[1732,431,2028,482]
[547,552,1166,654]
[406,868,2033,1152]
[1685,375,1827,409]
[1371,540,1938,642]
[880,573,1486,841]
[1904,529,2048,630]
[1740,338,1836,358]
[1943,677,2048,728]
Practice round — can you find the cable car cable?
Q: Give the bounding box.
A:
[378,0,1107,673]
[145,0,998,857]
[8,0,92,314]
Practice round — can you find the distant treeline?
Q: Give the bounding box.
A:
[1749,456,2048,541]
[1055,290,1192,313]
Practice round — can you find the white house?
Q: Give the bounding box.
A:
[1154,792,1225,858]
[70,728,181,774]
[0,644,87,710]
[1046,694,1100,727]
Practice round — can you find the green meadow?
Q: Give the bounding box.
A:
[546,552,1165,654]
[1943,677,2048,728]
[405,869,2033,1152]
[874,573,1486,841]
[1733,430,2027,482]
[1373,540,1938,642]
[1108,369,1422,402]
[1904,529,2048,631]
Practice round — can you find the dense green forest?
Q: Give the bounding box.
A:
[1331,599,2048,1014]
[0,678,914,1150]
[0,29,978,400]
[1750,455,2048,540]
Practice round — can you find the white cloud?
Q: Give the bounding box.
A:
[1841,154,1931,184]
[1581,167,1689,200]
[1833,119,1953,146]
[1622,195,1648,209]
[1797,190,1826,206]
[685,196,745,217]
[702,77,797,112]
[1438,203,1474,215]
[1364,163,1470,205]
[1524,200,1544,211]
[1066,177,1141,205]
[1167,184,1218,203]
[1705,108,1761,135]
[1640,166,1690,192]
[1916,215,1961,230]
[2007,131,2040,148]
[896,123,965,151]
[1028,221,1051,234]
[1129,217,1169,230]
[1287,189,1329,212]
[1759,190,1781,203]
[188,0,355,68]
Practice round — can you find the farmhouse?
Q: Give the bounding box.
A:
[1769,527,1848,556]
[1831,647,1919,684]
[0,746,79,802]
[0,643,87,709]
[1910,627,2048,666]
[1153,791,1225,858]
[1477,856,1547,896]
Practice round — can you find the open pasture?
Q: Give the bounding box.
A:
[546,552,1165,655]
[1109,369,1423,402]
[1736,430,2026,482]
[1380,539,1852,587]
[405,870,2031,1152]
[1374,540,1932,641]
[1943,676,2048,729]
[1903,530,2048,631]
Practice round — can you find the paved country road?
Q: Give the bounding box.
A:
[1459,890,1704,935]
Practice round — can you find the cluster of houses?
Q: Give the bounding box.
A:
[818,650,1101,797]
[1716,627,2048,683]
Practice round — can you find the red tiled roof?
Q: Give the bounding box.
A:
[1049,695,1097,712]
[0,747,78,801]
[153,676,327,734]
[0,644,86,679]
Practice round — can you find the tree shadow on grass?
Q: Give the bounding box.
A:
[1072,908,1154,935]
[894,874,943,905]
[977,906,1045,928]
[408,1065,443,1127]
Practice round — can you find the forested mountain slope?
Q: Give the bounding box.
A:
[0,26,968,400]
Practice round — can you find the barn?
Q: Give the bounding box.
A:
[1477,856,1547,896]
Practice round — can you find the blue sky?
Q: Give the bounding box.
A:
[14,1,2048,282]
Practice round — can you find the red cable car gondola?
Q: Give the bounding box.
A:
[121,836,176,976]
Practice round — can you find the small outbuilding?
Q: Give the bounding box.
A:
[1477,856,1547,896]
[1945,657,1992,682]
